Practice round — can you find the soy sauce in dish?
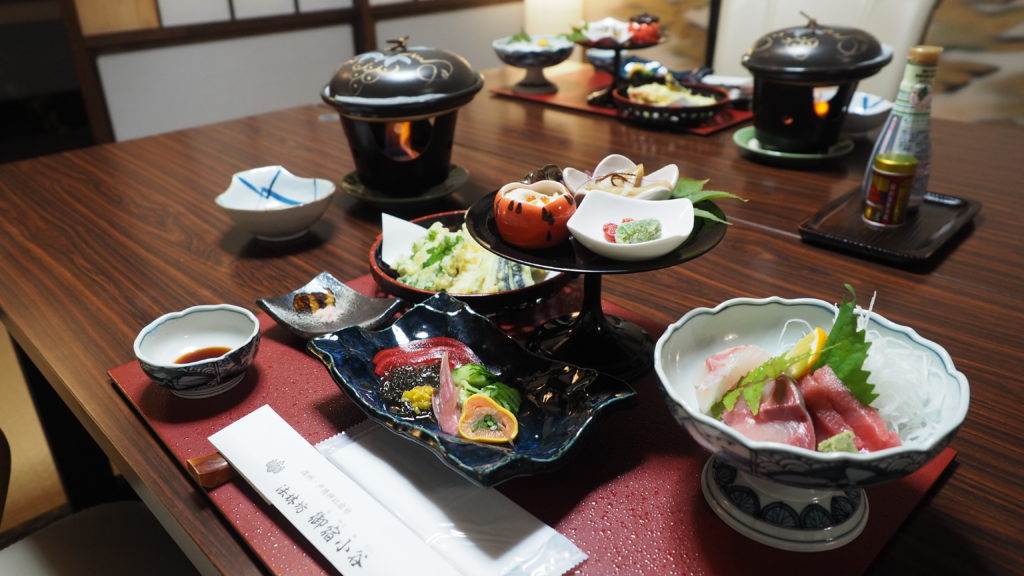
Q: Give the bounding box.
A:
[175,346,232,364]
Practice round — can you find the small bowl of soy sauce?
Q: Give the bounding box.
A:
[134,304,261,398]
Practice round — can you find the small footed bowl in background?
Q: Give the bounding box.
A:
[134,304,261,398]
[216,165,336,241]
[493,34,575,95]
[492,34,575,69]
[567,190,694,261]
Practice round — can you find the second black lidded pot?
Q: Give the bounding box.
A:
[321,37,484,194]
[742,15,892,154]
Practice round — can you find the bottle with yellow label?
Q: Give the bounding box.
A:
[861,45,943,213]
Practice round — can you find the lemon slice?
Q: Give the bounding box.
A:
[784,327,828,379]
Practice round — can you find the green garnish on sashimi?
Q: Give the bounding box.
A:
[711,351,816,418]
[813,284,877,406]
[710,284,877,418]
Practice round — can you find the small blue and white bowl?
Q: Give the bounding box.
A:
[216,166,336,241]
[134,304,261,398]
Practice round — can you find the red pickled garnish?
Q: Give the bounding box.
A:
[602,218,634,243]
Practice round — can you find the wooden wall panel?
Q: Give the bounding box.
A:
[74,0,159,36]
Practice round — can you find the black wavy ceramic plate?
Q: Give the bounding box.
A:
[369,210,572,314]
[307,292,637,486]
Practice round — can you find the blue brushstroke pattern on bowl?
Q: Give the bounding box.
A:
[216,165,336,241]
[134,304,261,398]
[308,292,637,486]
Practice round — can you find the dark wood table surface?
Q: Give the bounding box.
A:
[0,66,1021,574]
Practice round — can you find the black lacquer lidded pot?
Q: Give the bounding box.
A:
[742,14,891,154]
[322,37,484,194]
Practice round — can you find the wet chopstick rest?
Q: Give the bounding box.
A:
[208,405,457,575]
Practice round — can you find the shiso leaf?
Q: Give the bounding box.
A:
[813,284,878,406]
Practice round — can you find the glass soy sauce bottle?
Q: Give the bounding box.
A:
[861,45,943,213]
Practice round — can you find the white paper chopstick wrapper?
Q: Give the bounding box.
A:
[209,405,456,575]
[316,419,587,576]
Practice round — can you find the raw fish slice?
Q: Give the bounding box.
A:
[799,365,902,452]
[722,375,816,450]
[694,344,772,413]
[432,351,460,435]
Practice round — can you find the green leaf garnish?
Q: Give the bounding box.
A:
[710,353,808,418]
[669,178,746,225]
[510,28,531,43]
[422,230,461,267]
[451,363,521,413]
[711,285,879,420]
[813,284,878,406]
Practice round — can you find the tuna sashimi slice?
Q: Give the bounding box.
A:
[722,375,816,450]
[695,344,772,414]
[799,365,901,452]
[431,351,460,435]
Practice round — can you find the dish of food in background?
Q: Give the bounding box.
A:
[653,294,968,551]
[134,304,261,398]
[492,32,575,95]
[492,32,575,68]
[256,271,404,340]
[562,154,679,200]
[308,292,637,486]
[570,16,665,49]
[566,190,694,261]
[733,126,854,168]
[614,80,730,131]
[574,16,634,46]
[369,211,571,314]
[215,165,335,241]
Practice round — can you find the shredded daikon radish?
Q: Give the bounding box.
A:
[775,292,946,447]
[777,318,812,351]
[863,330,947,446]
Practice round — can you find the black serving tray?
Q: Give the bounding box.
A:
[798,190,981,266]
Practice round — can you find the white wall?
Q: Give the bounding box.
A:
[97,3,523,141]
[376,3,523,71]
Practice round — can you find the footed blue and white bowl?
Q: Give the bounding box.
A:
[216,165,335,241]
[134,304,260,398]
[654,296,969,550]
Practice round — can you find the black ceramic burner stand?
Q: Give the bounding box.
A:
[528,273,653,381]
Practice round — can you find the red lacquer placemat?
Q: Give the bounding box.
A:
[489,66,753,136]
[110,275,956,575]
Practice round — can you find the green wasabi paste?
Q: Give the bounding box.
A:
[614,218,661,244]
[817,429,858,453]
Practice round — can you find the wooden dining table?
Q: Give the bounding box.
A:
[0,65,1021,575]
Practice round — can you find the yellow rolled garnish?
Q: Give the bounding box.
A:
[457,393,518,443]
